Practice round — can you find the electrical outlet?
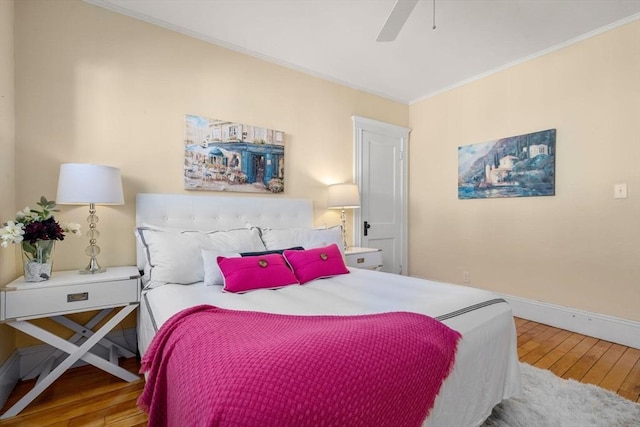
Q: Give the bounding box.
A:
[614,183,628,199]
[463,271,470,283]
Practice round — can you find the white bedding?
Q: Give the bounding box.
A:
[138,267,521,427]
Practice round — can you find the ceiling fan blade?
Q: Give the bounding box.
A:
[376,0,419,42]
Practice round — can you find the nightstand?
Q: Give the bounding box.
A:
[0,266,141,419]
[345,247,383,271]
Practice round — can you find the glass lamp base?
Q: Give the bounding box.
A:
[340,208,348,251]
[80,257,106,274]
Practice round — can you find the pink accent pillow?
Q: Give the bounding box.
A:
[217,254,299,293]
[283,244,349,285]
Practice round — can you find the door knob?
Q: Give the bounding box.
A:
[364,221,371,236]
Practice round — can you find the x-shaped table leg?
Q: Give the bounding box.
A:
[22,308,136,381]
[0,304,139,419]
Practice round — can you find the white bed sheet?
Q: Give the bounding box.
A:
[138,268,521,427]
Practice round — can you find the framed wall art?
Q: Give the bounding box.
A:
[458,129,556,199]
[184,114,286,193]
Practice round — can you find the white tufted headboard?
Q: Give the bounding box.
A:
[135,193,313,269]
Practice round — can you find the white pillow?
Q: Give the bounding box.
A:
[201,249,240,286]
[201,228,266,286]
[135,227,266,289]
[135,227,214,288]
[207,228,266,253]
[136,223,203,271]
[259,226,343,253]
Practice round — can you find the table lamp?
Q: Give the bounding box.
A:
[327,183,361,250]
[56,163,124,274]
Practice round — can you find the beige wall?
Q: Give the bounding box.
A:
[10,0,407,346]
[409,21,640,321]
[0,0,16,364]
[13,0,407,272]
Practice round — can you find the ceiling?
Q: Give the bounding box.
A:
[86,0,640,104]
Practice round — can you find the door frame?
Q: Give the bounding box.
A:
[352,115,410,275]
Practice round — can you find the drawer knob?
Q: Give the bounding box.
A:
[67,292,89,302]
[357,257,365,264]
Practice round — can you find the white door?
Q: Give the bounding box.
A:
[352,116,409,275]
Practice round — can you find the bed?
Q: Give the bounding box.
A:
[135,193,521,427]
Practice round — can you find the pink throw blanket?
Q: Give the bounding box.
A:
[138,305,461,427]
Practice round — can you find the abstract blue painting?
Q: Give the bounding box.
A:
[458,129,556,199]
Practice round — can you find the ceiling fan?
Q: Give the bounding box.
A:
[376,0,435,42]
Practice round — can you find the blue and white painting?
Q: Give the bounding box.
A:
[184,114,286,194]
[458,129,556,199]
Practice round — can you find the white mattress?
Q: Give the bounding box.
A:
[138,268,521,427]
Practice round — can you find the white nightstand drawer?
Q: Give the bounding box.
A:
[345,247,383,270]
[3,278,138,320]
[1,267,140,321]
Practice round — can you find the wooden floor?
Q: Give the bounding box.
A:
[514,317,640,403]
[1,318,638,425]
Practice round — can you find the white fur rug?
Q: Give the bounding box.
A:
[482,363,640,427]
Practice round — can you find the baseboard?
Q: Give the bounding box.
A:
[499,293,640,349]
[0,351,20,412]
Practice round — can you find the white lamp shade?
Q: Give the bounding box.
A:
[56,163,124,205]
[327,183,360,209]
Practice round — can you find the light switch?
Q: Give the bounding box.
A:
[614,183,627,199]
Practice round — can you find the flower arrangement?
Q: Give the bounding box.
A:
[1,196,81,281]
